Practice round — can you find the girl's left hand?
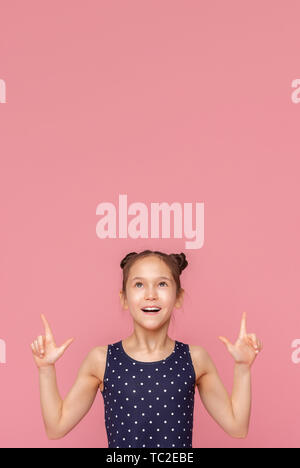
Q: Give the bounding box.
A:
[218,312,262,367]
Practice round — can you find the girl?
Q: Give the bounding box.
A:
[31,250,262,448]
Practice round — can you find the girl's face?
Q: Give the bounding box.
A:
[120,256,184,330]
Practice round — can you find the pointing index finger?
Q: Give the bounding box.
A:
[41,314,55,341]
[239,312,247,338]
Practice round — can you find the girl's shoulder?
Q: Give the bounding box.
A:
[91,345,108,362]
[85,345,108,371]
[188,343,214,363]
[85,346,109,386]
[187,344,213,384]
[187,343,208,356]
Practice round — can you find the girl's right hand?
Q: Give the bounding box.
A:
[30,314,74,368]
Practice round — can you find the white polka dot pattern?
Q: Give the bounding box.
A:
[100,340,196,448]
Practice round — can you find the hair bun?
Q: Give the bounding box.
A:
[120,252,138,269]
[170,252,188,273]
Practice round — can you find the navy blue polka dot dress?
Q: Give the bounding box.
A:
[100,340,196,448]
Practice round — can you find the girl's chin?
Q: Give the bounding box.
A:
[133,313,172,326]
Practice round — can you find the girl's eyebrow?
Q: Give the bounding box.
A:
[132,276,171,281]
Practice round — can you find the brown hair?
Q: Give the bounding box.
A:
[120,250,188,299]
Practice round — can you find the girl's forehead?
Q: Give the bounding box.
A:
[129,257,171,277]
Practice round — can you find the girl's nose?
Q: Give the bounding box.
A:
[145,290,157,300]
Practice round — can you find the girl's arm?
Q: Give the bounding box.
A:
[196,350,251,437]
[38,365,63,438]
[31,314,104,439]
[195,313,262,438]
[39,348,102,439]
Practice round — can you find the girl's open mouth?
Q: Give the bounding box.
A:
[141,307,161,314]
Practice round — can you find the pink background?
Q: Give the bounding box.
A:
[0,1,299,448]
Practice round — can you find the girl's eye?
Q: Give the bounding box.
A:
[134,281,168,287]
